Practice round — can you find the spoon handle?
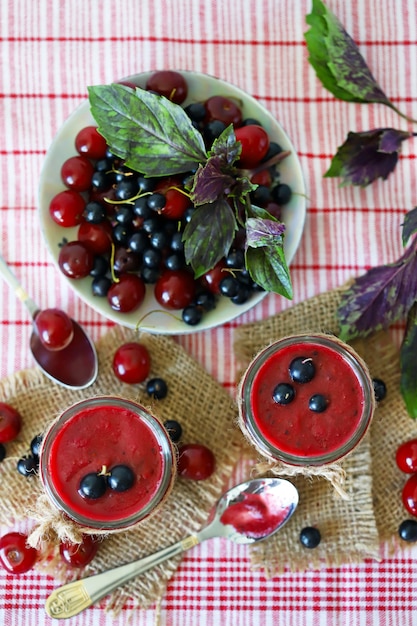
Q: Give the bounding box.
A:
[0,253,39,318]
[45,534,201,619]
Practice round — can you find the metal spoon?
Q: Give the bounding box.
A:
[45,477,298,619]
[0,253,98,389]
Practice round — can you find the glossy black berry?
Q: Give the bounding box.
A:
[300,526,321,548]
[272,183,292,205]
[79,472,107,499]
[184,102,206,122]
[372,378,387,402]
[115,205,135,225]
[146,377,168,400]
[129,230,149,254]
[231,283,251,305]
[262,141,283,162]
[92,276,111,297]
[30,434,43,457]
[195,290,216,312]
[17,455,39,477]
[219,276,240,298]
[289,357,315,383]
[147,192,166,211]
[114,178,139,201]
[107,465,135,492]
[164,419,183,443]
[272,383,295,405]
[399,519,417,542]
[182,305,203,326]
[84,201,106,223]
[90,255,109,278]
[0,443,6,463]
[203,120,227,145]
[309,394,328,413]
[133,196,152,219]
[225,249,245,269]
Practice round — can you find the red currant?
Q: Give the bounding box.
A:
[204,95,242,126]
[177,443,216,480]
[61,156,94,192]
[34,308,74,351]
[59,534,98,568]
[75,126,108,160]
[396,438,417,473]
[107,274,146,313]
[0,532,38,574]
[199,260,227,295]
[145,70,188,104]
[0,403,22,443]
[112,342,151,384]
[154,270,196,310]
[77,221,112,255]
[235,125,270,168]
[251,169,272,187]
[49,190,86,227]
[58,241,94,279]
[402,473,417,516]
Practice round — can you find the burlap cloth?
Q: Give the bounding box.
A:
[234,285,417,575]
[0,325,242,612]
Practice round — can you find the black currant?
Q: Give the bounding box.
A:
[147,192,166,211]
[90,255,109,278]
[195,290,216,312]
[146,377,168,400]
[308,394,328,413]
[272,383,295,405]
[114,178,139,200]
[399,519,417,542]
[79,472,107,499]
[84,201,106,223]
[219,276,240,298]
[289,357,315,383]
[164,419,183,443]
[0,443,6,463]
[272,183,292,205]
[30,434,43,457]
[299,526,321,548]
[17,455,39,477]
[182,305,203,326]
[92,276,111,297]
[107,465,135,492]
[372,378,387,402]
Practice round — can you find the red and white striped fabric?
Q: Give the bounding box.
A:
[2,0,417,624]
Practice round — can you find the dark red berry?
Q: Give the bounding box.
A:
[112,342,151,383]
[77,220,113,255]
[0,532,38,574]
[59,534,99,568]
[154,270,196,310]
[402,473,417,516]
[61,156,94,192]
[107,274,146,313]
[34,308,74,351]
[0,403,22,443]
[177,443,216,480]
[204,95,242,126]
[234,125,270,168]
[396,439,417,473]
[75,126,108,160]
[145,70,188,104]
[49,190,86,227]
[199,260,227,295]
[58,241,94,279]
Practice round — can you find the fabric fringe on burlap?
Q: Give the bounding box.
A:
[0,326,244,613]
[234,286,417,575]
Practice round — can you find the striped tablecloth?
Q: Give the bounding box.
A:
[1,1,417,624]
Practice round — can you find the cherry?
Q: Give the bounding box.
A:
[58,241,94,279]
[0,532,38,574]
[59,534,99,568]
[251,169,272,187]
[397,439,417,473]
[0,403,22,443]
[154,178,191,219]
[154,269,196,310]
[145,70,188,104]
[33,308,74,351]
[112,342,151,383]
[177,443,216,480]
[77,220,112,255]
[75,126,108,160]
[402,473,417,516]
[49,190,86,227]
[107,274,146,312]
[204,95,242,127]
[199,259,227,295]
[61,156,94,192]
[234,125,270,168]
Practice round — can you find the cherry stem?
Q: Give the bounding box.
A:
[134,309,182,332]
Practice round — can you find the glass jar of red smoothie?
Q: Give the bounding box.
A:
[238,334,376,466]
[39,396,176,531]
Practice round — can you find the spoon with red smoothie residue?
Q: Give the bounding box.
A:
[45,477,299,619]
[0,253,98,389]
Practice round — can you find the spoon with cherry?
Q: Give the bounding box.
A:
[45,477,299,619]
[0,253,98,389]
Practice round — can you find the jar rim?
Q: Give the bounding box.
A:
[238,334,376,466]
[39,395,175,530]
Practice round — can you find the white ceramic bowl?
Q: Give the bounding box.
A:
[38,71,306,334]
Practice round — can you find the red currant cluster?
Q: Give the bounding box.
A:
[396,438,417,541]
[48,70,293,326]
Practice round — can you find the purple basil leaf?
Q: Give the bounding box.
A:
[209,124,241,165]
[191,156,236,205]
[245,217,286,248]
[325,128,412,187]
[400,302,417,418]
[305,0,392,106]
[183,199,237,278]
[402,207,417,246]
[337,243,417,341]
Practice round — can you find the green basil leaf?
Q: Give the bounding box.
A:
[183,199,237,277]
[402,207,417,247]
[88,84,207,176]
[400,302,417,418]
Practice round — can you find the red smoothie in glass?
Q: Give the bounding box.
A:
[40,397,175,529]
[239,335,375,465]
